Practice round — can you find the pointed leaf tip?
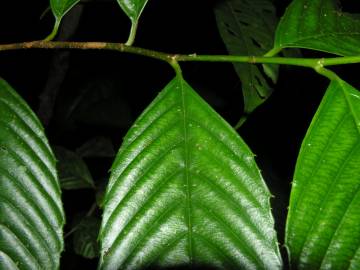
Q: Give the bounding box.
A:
[99,76,282,269]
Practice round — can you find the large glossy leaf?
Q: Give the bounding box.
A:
[99,76,282,269]
[0,79,64,269]
[214,0,278,115]
[286,78,360,269]
[274,0,360,56]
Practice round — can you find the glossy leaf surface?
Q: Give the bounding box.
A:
[116,0,148,22]
[274,0,360,56]
[286,78,360,269]
[0,79,64,269]
[50,0,80,22]
[214,0,278,114]
[99,76,282,269]
[54,146,95,190]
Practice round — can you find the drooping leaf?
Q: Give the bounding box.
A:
[274,0,360,56]
[47,0,80,40]
[116,0,149,45]
[50,0,80,22]
[99,76,282,269]
[286,78,360,269]
[76,137,115,158]
[117,0,148,23]
[214,0,278,115]
[0,78,64,269]
[73,216,100,259]
[54,146,95,190]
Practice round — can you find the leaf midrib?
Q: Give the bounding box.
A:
[180,78,194,263]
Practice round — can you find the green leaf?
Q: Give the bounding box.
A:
[286,78,360,269]
[274,0,360,56]
[0,79,64,269]
[73,216,100,259]
[116,0,149,45]
[54,146,95,190]
[99,76,282,269]
[50,0,80,22]
[214,0,278,114]
[76,137,115,158]
[117,0,148,22]
[47,0,80,40]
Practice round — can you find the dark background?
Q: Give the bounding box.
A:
[1,0,360,268]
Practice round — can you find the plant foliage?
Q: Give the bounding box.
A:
[99,76,282,269]
[1,0,360,269]
[0,79,64,269]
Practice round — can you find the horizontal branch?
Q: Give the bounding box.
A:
[1,41,360,71]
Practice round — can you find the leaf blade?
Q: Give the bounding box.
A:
[99,76,282,269]
[214,0,278,114]
[53,146,95,190]
[116,0,148,23]
[0,79,64,269]
[286,78,360,269]
[274,0,360,56]
[50,0,80,22]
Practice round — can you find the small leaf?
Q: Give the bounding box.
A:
[73,216,100,259]
[214,0,278,114]
[0,78,64,269]
[117,0,148,23]
[50,0,80,22]
[116,0,149,45]
[54,146,95,190]
[99,76,282,269]
[47,0,80,40]
[286,78,360,269]
[76,136,116,158]
[274,0,360,56]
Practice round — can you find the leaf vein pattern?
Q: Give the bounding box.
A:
[196,203,264,267]
[0,167,59,250]
[106,201,183,265]
[0,146,63,223]
[290,107,350,219]
[0,197,54,268]
[105,120,183,201]
[0,119,59,196]
[193,232,239,269]
[0,98,56,179]
[104,170,183,250]
[102,143,184,232]
[190,171,268,241]
[0,224,42,269]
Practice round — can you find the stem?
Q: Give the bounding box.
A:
[45,20,61,41]
[126,20,138,46]
[1,41,360,70]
